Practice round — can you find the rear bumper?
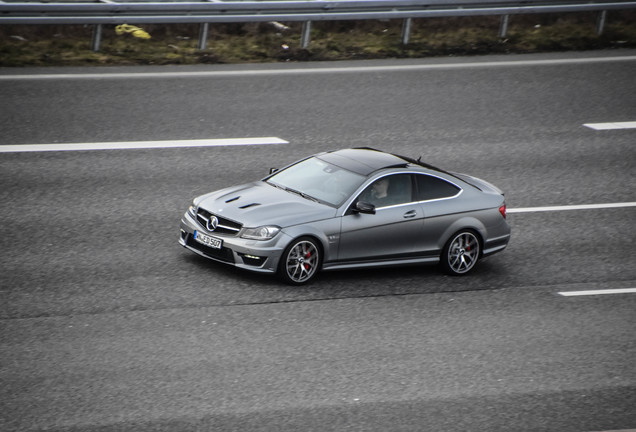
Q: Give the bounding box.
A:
[483,233,511,257]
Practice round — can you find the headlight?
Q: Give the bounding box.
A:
[187,202,197,217]
[240,226,281,240]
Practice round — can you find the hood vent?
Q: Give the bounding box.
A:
[225,196,240,203]
[239,203,261,209]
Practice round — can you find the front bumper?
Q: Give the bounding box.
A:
[179,212,291,274]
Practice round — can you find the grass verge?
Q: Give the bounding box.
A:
[1,12,635,67]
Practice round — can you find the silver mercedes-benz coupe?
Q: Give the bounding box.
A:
[179,148,510,285]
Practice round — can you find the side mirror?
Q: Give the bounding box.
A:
[354,201,376,215]
[269,168,279,175]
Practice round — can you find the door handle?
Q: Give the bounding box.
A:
[403,210,417,219]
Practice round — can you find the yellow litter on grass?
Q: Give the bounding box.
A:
[115,24,151,39]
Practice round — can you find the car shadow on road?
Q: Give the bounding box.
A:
[180,251,507,300]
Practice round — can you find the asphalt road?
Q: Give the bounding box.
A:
[1,50,635,431]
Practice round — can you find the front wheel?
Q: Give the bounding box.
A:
[441,230,481,275]
[278,237,322,285]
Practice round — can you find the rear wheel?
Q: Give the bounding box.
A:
[441,230,480,275]
[278,237,322,285]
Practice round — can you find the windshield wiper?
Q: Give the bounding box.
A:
[284,187,320,203]
[267,181,320,203]
[267,181,285,190]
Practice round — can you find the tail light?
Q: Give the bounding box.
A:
[499,204,507,219]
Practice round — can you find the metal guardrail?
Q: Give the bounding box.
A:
[2,0,635,51]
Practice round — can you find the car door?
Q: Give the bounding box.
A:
[338,173,424,262]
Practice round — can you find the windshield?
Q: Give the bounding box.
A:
[266,156,366,207]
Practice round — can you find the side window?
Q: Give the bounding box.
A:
[358,174,413,208]
[415,174,460,201]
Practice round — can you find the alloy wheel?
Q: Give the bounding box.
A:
[444,231,480,275]
[283,239,320,284]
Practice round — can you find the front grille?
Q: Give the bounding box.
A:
[196,208,242,236]
[186,235,235,263]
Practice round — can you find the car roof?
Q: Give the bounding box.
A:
[317,147,454,178]
[317,148,410,176]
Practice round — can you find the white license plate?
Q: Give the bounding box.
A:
[194,231,222,249]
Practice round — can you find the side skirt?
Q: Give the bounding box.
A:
[323,254,439,272]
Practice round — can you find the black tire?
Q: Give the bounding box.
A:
[278,237,322,285]
[440,230,481,275]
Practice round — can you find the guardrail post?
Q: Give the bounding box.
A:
[596,10,607,35]
[300,21,312,49]
[401,18,412,45]
[91,24,103,52]
[499,15,510,38]
[198,23,210,50]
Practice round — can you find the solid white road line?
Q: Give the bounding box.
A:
[584,121,636,130]
[508,202,636,213]
[1,55,635,80]
[0,137,289,153]
[559,288,636,297]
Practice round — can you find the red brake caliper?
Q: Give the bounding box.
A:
[304,251,311,270]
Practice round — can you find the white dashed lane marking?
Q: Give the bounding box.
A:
[584,121,636,130]
[559,288,636,297]
[0,137,289,152]
[508,202,636,213]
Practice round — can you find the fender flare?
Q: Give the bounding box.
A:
[438,216,487,254]
[280,225,329,261]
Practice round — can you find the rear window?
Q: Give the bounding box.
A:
[415,174,460,201]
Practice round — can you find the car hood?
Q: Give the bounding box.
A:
[195,181,337,228]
